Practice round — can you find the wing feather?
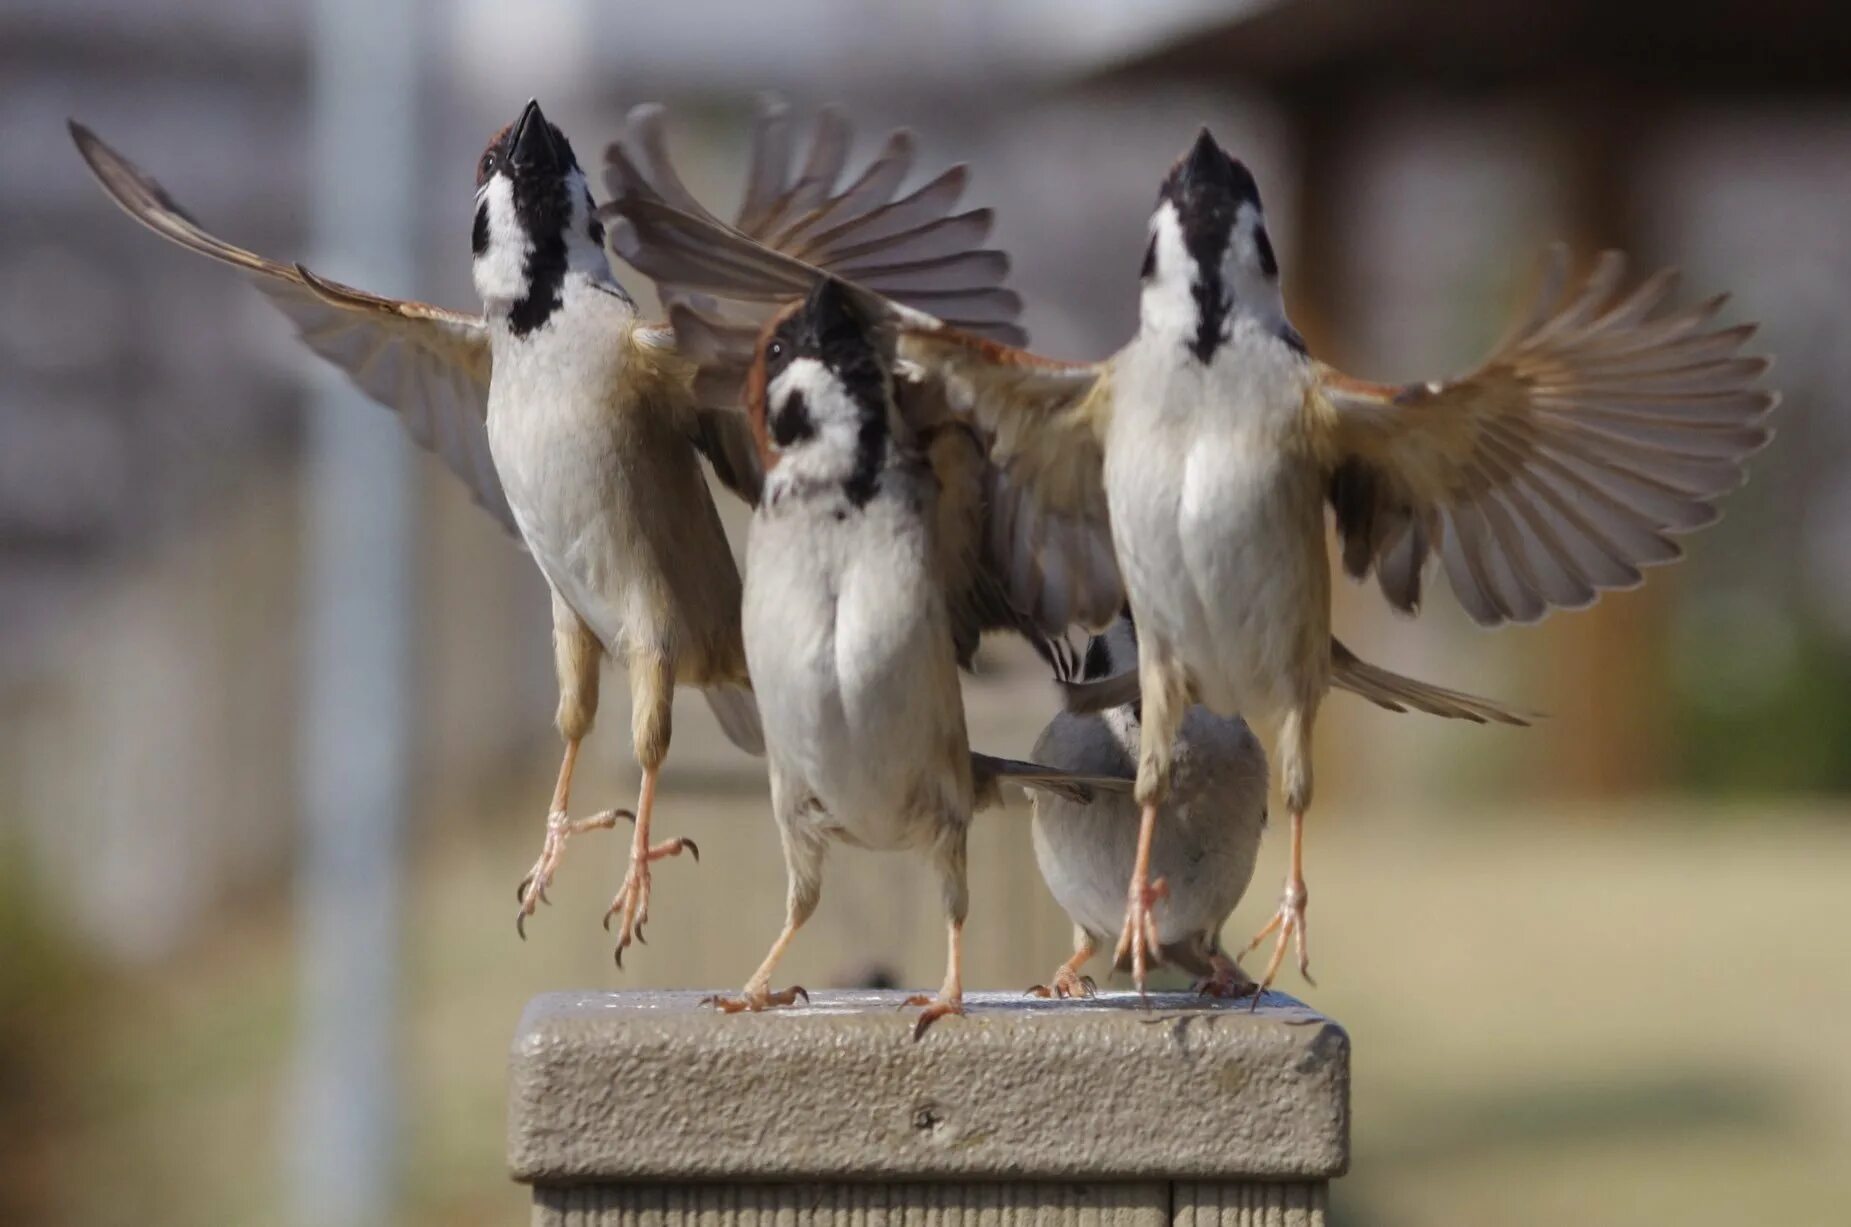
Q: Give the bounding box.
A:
[603,98,1032,504]
[1320,247,1775,626]
[604,98,1024,343]
[70,121,517,536]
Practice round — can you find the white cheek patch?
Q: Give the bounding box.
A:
[560,169,615,278]
[769,358,860,440]
[472,175,531,303]
[1222,202,1286,323]
[765,356,873,490]
[1140,203,1201,338]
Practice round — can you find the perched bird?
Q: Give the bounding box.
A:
[610,127,1775,998]
[1027,614,1266,1000]
[71,98,1026,961]
[710,278,1128,1037]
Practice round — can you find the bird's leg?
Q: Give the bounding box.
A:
[515,739,633,937]
[605,659,696,965]
[603,766,700,963]
[1241,704,1316,998]
[1112,804,1169,995]
[517,594,622,937]
[904,919,966,1039]
[1028,927,1097,998]
[905,829,969,1039]
[1114,650,1187,1000]
[704,817,819,1013]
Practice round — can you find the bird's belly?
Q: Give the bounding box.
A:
[1031,707,1269,946]
[745,506,960,851]
[1108,428,1325,720]
[488,386,738,666]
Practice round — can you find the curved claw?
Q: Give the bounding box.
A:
[910,1000,964,1041]
[702,986,808,1014]
[635,920,647,946]
[683,838,700,863]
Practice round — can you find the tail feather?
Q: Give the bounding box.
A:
[1058,668,1141,715]
[1330,639,1534,726]
[971,751,1134,805]
[703,684,766,756]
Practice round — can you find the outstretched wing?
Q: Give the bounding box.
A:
[896,375,1078,677]
[605,97,1024,343]
[897,327,1121,635]
[602,98,1028,505]
[1317,246,1776,626]
[70,121,516,535]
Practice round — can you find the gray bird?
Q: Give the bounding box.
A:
[1027,614,1266,999]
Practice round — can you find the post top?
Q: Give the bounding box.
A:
[509,989,1349,1183]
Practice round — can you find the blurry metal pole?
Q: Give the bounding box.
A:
[292,0,419,1224]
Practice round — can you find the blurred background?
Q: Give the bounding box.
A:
[3,0,1849,1223]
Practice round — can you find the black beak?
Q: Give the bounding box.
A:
[803,276,864,343]
[1178,127,1235,196]
[510,99,560,172]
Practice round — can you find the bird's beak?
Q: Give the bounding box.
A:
[803,276,860,335]
[510,99,560,172]
[1177,127,1234,198]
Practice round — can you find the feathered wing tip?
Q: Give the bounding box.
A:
[703,684,766,756]
[1327,245,1776,630]
[601,96,1027,345]
[970,752,1134,807]
[1329,640,1535,726]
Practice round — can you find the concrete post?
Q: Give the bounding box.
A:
[508,990,1349,1227]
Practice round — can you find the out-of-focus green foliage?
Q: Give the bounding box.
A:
[1671,606,1851,797]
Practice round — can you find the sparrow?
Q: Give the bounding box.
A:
[70,98,1026,962]
[707,278,1129,1038]
[1026,612,1267,1000]
[608,126,1776,999]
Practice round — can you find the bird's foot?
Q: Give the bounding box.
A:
[702,983,809,1014]
[1111,876,1169,1001]
[602,832,700,966]
[1195,952,1259,1000]
[1026,966,1097,999]
[1239,873,1312,1005]
[514,807,630,938]
[902,992,965,1041]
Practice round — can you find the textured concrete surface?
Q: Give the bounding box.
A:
[508,989,1349,1183]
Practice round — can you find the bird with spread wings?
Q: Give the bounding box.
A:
[70,98,1036,960]
[604,131,1774,999]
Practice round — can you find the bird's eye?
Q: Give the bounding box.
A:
[767,340,785,362]
[478,151,497,181]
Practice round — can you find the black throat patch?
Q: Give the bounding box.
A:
[1159,135,1264,366]
[1186,248,1230,364]
[506,170,570,337]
